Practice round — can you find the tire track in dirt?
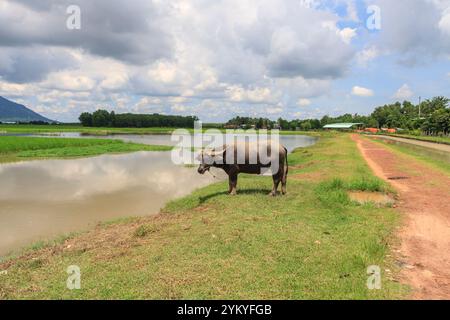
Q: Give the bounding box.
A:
[352,134,450,300]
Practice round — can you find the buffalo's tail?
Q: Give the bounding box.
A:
[284,147,289,176]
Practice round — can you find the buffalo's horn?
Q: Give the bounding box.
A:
[204,148,225,157]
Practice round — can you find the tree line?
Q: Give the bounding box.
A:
[79,96,449,136]
[79,110,198,128]
[225,96,450,136]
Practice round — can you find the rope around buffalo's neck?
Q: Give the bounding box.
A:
[207,169,217,179]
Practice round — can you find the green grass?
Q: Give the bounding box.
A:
[0,136,172,162]
[0,133,407,300]
[0,124,321,136]
[0,124,177,135]
[371,138,450,175]
[386,134,450,145]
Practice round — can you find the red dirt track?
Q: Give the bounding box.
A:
[352,134,450,300]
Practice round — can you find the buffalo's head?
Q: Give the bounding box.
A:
[197,148,225,175]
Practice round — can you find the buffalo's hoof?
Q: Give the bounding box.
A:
[268,192,277,197]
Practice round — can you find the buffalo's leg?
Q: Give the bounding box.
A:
[270,174,281,196]
[229,173,238,195]
[281,179,287,195]
[281,164,288,195]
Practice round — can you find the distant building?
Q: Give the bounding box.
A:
[323,123,364,130]
[365,128,380,134]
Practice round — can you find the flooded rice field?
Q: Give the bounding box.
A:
[0,152,216,256]
[30,132,318,153]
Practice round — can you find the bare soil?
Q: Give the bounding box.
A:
[352,134,450,299]
[348,191,395,206]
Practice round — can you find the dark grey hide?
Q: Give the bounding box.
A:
[197,142,289,196]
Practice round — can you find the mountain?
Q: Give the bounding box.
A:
[0,96,53,123]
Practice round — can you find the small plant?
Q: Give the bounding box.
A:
[318,178,345,191]
[134,225,148,238]
[316,178,350,207]
[28,241,48,251]
[17,258,44,270]
[315,177,388,208]
[346,177,386,193]
[133,224,158,238]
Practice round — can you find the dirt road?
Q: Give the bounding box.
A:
[352,134,450,300]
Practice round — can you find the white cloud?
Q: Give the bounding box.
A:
[299,0,320,9]
[2,0,449,122]
[356,47,380,67]
[147,62,178,84]
[0,0,173,66]
[351,86,374,97]
[439,10,450,35]
[43,73,96,92]
[100,74,128,91]
[274,77,331,99]
[339,28,357,44]
[394,84,414,100]
[344,0,359,22]
[37,90,90,104]
[0,81,34,96]
[169,96,187,104]
[134,97,162,110]
[297,98,312,107]
[0,0,360,122]
[171,104,187,113]
[266,107,283,115]
[372,0,450,64]
[226,86,278,104]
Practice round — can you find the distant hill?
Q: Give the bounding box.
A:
[0,96,53,123]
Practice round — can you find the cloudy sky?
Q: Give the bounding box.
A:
[1,0,450,122]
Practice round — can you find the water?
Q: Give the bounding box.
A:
[0,152,216,256]
[30,132,318,153]
[0,133,317,256]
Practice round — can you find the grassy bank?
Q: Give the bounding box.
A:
[0,136,172,162]
[370,137,450,175]
[0,133,407,299]
[0,124,177,135]
[386,134,450,145]
[0,124,319,136]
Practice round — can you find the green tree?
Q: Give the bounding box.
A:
[79,112,93,127]
[300,121,312,131]
[92,109,112,127]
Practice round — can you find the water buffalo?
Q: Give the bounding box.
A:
[197,141,289,196]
